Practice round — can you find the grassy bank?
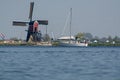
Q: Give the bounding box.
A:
[89,43,120,47]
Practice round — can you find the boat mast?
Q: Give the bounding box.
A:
[70,8,72,41]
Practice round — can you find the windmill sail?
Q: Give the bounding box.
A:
[13,21,28,26]
[37,20,48,25]
[29,2,34,21]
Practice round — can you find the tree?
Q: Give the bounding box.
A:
[83,33,93,40]
[113,36,120,43]
[107,36,112,42]
[100,37,107,42]
[75,32,84,40]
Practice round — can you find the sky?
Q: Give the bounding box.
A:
[0,0,120,40]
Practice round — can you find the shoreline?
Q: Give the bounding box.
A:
[0,42,120,47]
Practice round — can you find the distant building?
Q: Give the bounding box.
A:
[106,40,110,43]
[112,41,115,44]
[94,40,98,43]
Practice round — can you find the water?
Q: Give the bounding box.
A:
[0,46,120,80]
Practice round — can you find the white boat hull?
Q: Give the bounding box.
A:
[59,41,88,47]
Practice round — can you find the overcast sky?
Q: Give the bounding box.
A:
[0,0,120,39]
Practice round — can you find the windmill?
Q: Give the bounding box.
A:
[12,2,48,42]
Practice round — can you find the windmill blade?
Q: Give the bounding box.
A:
[29,2,34,21]
[13,21,28,26]
[37,20,48,25]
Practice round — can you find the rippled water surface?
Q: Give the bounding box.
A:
[0,46,120,80]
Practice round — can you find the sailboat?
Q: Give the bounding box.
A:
[58,8,88,47]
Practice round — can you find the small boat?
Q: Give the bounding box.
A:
[58,8,88,47]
